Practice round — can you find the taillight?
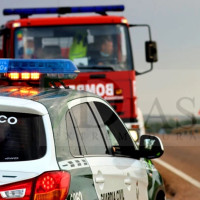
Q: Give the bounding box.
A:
[0,171,70,200]
[0,179,32,199]
[33,171,70,200]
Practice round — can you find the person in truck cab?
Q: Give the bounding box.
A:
[24,39,35,59]
[18,39,36,59]
[96,36,115,65]
[89,36,116,66]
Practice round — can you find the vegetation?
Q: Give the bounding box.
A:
[144,115,200,134]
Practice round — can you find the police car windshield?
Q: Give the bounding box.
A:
[14,24,133,71]
[0,112,46,162]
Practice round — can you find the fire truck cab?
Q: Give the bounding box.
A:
[0,5,158,142]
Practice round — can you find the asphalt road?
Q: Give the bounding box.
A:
[152,134,200,200]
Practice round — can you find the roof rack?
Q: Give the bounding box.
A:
[3,5,124,18]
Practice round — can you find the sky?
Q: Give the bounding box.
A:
[1,0,200,118]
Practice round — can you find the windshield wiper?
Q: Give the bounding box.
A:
[78,65,115,71]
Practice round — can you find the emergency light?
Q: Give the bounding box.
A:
[3,5,124,17]
[0,59,79,81]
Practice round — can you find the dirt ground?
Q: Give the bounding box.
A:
[154,162,200,200]
[153,134,200,200]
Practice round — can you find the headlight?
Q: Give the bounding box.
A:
[129,130,139,142]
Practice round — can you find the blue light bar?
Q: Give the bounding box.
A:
[3,5,124,17]
[0,59,79,74]
[3,8,59,16]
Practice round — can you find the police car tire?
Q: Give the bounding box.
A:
[155,190,165,200]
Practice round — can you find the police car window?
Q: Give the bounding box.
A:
[0,112,46,162]
[105,126,119,147]
[89,102,118,151]
[71,103,108,155]
[93,102,135,154]
[66,112,81,156]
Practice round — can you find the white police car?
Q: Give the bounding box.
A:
[0,59,165,200]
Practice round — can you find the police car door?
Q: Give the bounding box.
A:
[88,100,149,200]
[69,98,148,200]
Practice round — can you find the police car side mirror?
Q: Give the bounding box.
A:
[139,135,164,159]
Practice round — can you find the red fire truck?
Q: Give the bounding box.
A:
[0,5,157,141]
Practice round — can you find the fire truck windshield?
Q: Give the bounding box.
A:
[14,24,133,71]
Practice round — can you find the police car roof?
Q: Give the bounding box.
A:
[0,86,100,114]
[0,86,99,101]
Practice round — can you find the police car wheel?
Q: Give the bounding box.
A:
[156,191,165,200]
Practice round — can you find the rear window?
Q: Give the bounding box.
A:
[0,112,46,161]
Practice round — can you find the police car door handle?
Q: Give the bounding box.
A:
[124,178,132,185]
[95,177,105,183]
